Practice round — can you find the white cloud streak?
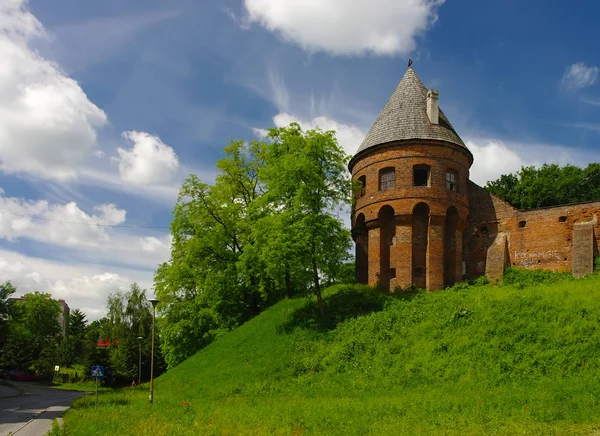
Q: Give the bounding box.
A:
[561,62,599,91]
[0,249,153,321]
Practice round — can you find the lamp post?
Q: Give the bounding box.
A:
[137,336,143,385]
[148,299,159,404]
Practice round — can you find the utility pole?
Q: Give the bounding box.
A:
[137,336,143,385]
[148,299,159,404]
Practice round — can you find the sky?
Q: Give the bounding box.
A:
[1,0,599,319]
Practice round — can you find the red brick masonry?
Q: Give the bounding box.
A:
[350,140,600,290]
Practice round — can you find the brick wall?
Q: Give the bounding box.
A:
[466,182,600,278]
[351,140,472,290]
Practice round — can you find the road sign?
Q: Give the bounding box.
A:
[91,366,105,378]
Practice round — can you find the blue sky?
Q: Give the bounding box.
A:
[1,0,599,318]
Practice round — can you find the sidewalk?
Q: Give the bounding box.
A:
[12,405,69,436]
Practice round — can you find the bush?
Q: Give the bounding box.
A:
[502,266,572,287]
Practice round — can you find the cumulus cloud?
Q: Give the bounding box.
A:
[255,112,366,156]
[0,191,172,270]
[0,250,153,320]
[465,138,600,186]
[466,140,525,186]
[0,0,107,181]
[242,0,444,56]
[116,131,179,185]
[561,62,599,91]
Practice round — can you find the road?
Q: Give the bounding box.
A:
[0,382,85,436]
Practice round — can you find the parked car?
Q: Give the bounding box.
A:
[7,370,37,381]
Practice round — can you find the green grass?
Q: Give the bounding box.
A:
[59,275,600,435]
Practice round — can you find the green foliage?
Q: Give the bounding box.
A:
[0,281,16,351]
[61,275,600,435]
[485,163,600,209]
[68,308,88,360]
[502,266,573,287]
[0,290,62,375]
[98,283,163,386]
[595,256,600,272]
[155,123,352,367]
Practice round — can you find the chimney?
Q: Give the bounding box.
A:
[427,89,439,124]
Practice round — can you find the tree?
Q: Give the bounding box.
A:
[68,308,88,360]
[155,123,353,367]
[0,291,62,374]
[0,281,16,349]
[155,140,268,368]
[256,123,352,315]
[100,284,161,385]
[485,163,600,209]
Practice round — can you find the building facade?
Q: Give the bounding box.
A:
[350,67,600,290]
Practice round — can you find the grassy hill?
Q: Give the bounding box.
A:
[58,272,600,435]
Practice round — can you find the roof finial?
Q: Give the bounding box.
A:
[408,58,413,68]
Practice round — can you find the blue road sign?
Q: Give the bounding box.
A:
[91,366,105,378]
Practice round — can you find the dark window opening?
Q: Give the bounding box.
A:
[414,267,424,278]
[519,220,526,228]
[413,165,430,187]
[357,175,366,197]
[445,170,459,192]
[379,168,395,190]
[559,216,567,222]
[389,268,396,279]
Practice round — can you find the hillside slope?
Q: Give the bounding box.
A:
[61,276,600,435]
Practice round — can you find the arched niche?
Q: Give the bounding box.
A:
[378,205,396,289]
[412,202,429,288]
[444,206,460,287]
[354,213,368,284]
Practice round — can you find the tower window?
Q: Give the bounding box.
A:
[357,175,366,197]
[413,165,430,187]
[519,220,527,228]
[379,168,395,190]
[446,170,459,192]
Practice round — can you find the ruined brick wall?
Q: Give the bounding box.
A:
[465,183,517,280]
[510,203,600,274]
[466,183,600,279]
[350,140,472,290]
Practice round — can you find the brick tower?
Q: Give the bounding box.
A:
[350,66,473,291]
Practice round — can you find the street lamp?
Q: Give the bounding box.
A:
[137,336,143,385]
[148,299,159,404]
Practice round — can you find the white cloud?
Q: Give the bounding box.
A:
[0,0,107,181]
[242,0,444,56]
[255,112,366,156]
[466,139,525,186]
[561,62,599,91]
[465,138,600,186]
[0,191,172,270]
[116,131,179,185]
[0,249,153,320]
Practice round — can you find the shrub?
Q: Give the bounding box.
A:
[502,266,572,287]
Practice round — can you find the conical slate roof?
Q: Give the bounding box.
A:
[356,68,466,155]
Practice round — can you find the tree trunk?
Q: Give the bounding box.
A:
[312,250,324,317]
[285,267,293,299]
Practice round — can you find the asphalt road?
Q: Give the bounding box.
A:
[0,382,85,436]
